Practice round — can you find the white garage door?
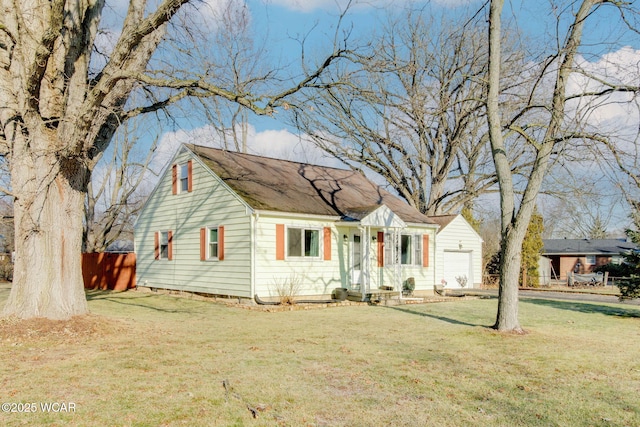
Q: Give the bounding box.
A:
[443,251,472,289]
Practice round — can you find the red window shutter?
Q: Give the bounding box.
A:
[377,232,385,267]
[218,226,224,261]
[422,234,429,267]
[200,228,206,261]
[276,224,285,260]
[187,160,193,192]
[154,232,160,260]
[172,164,178,194]
[167,231,173,261]
[323,227,331,261]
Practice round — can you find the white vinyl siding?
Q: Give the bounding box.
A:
[135,148,252,297]
[254,216,342,297]
[434,215,483,289]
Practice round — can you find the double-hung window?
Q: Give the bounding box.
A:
[287,227,320,258]
[200,226,224,261]
[160,231,170,259]
[208,227,219,259]
[155,230,173,260]
[180,163,189,192]
[172,160,192,194]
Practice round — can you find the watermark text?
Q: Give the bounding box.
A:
[2,402,76,413]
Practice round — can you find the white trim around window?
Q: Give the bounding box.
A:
[286,226,321,259]
[200,225,224,261]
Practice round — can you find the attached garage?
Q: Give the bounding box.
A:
[430,214,483,289]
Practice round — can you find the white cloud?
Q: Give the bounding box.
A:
[151,123,345,179]
[566,47,640,137]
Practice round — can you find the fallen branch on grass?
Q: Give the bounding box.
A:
[222,379,270,419]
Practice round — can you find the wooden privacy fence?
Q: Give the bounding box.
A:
[82,253,136,291]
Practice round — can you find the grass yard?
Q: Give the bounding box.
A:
[1,284,639,426]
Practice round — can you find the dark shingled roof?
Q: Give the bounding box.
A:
[542,239,637,255]
[428,214,458,230]
[187,144,434,225]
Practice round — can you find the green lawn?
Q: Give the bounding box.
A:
[1,284,639,426]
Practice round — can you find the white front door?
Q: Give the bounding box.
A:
[351,232,363,289]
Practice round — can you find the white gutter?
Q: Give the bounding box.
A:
[254,209,341,222]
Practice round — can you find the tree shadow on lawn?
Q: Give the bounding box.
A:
[384,305,490,327]
[85,290,197,314]
[522,298,640,318]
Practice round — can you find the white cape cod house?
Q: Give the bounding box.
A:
[135,144,446,301]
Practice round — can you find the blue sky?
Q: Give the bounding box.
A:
[151,0,640,159]
[101,0,640,234]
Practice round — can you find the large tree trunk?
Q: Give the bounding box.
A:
[487,0,523,332]
[2,147,89,319]
[493,225,525,332]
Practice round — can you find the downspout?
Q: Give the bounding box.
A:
[433,227,437,295]
[396,228,402,297]
[250,211,259,301]
[397,227,404,301]
[358,226,367,302]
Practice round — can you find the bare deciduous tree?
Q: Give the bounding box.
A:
[487,0,640,332]
[289,9,506,215]
[84,119,158,253]
[0,0,350,319]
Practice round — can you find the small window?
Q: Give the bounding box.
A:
[414,234,422,266]
[208,227,219,259]
[384,233,394,265]
[160,231,169,259]
[287,227,320,258]
[400,234,412,265]
[156,230,172,260]
[180,163,189,193]
[585,255,596,265]
[173,161,192,194]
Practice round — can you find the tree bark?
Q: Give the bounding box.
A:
[3,146,89,319]
[487,0,603,332]
[487,0,523,332]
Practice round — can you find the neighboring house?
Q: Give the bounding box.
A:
[542,238,638,281]
[134,144,441,300]
[429,215,483,289]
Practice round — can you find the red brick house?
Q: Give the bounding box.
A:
[542,238,637,281]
